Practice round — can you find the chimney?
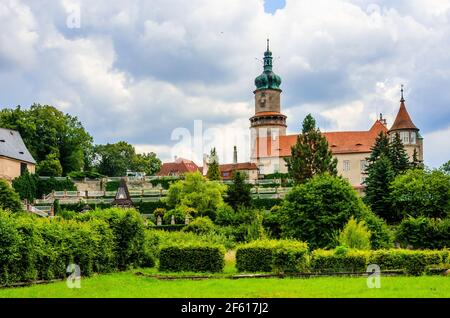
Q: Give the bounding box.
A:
[233,146,238,164]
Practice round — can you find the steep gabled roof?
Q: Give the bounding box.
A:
[390,100,418,131]
[253,120,388,158]
[0,128,36,164]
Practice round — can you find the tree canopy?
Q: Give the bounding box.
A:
[0,104,93,175]
[225,171,252,211]
[93,141,161,177]
[279,173,391,249]
[286,114,337,184]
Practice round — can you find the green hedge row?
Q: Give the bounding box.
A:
[159,244,225,273]
[234,240,449,276]
[0,208,155,285]
[236,240,309,273]
[310,249,368,273]
[369,249,449,276]
[396,217,450,250]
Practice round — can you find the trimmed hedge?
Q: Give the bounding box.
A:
[149,224,185,231]
[0,208,156,285]
[236,240,309,273]
[369,249,449,276]
[310,248,369,273]
[159,244,225,273]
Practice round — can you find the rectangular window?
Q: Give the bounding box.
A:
[400,131,410,144]
[360,160,367,173]
[410,132,416,144]
[343,160,350,172]
[20,162,28,175]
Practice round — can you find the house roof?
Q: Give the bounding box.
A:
[219,162,258,172]
[157,158,200,176]
[0,128,36,164]
[390,100,418,131]
[254,120,388,158]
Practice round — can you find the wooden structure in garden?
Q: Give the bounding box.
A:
[111,178,134,208]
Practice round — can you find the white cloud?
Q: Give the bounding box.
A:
[423,125,450,168]
[0,0,449,167]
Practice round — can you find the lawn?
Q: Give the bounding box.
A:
[0,272,448,298]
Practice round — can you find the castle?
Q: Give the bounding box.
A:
[250,40,424,189]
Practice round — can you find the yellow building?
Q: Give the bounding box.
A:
[250,42,423,189]
[0,128,36,182]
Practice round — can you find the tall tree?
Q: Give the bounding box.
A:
[363,154,396,222]
[441,160,450,174]
[389,132,410,175]
[131,152,162,176]
[0,104,93,175]
[225,171,252,211]
[206,148,221,181]
[286,114,337,184]
[367,131,390,164]
[410,148,423,169]
[36,152,63,177]
[93,142,136,177]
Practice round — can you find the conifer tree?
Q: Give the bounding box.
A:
[286,114,337,184]
[410,148,423,169]
[206,148,221,181]
[367,131,390,164]
[389,132,410,175]
[225,171,252,211]
[363,154,396,222]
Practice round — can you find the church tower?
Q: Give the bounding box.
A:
[250,40,287,173]
[389,85,423,163]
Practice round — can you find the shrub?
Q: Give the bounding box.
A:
[279,174,383,249]
[337,217,371,250]
[159,244,225,273]
[12,170,38,201]
[262,206,282,239]
[236,240,308,273]
[310,248,369,273]
[77,208,149,270]
[369,249,449,276]
[0,179,23,212]
[396,217,450,249]
[390,169,450,220]
[183,217,215,235]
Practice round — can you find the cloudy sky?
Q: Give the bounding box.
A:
[1,0,449,167]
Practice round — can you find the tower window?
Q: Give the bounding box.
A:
[400,131,410,144]
[410,132,416,144]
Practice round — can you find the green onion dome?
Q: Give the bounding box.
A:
[255,40,282,90]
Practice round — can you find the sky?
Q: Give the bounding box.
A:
[0,0,449,167]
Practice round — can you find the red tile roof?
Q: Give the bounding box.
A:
[157,158,200,176]
[390,101,418,131]
[219,162,258,180]
[254,120,388,158]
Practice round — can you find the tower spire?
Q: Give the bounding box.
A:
[400,84,405,103]
[267,38,270,52]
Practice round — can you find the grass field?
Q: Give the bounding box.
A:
[0,272,448,298]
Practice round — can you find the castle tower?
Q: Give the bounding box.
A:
[389,85,423,162]
[250,40,287,173]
